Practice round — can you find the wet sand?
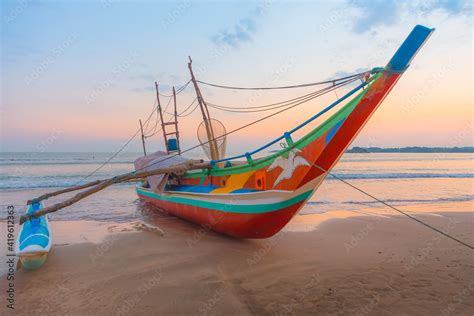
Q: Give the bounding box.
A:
[2,208,473,315]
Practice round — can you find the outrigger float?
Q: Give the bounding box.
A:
[16,202,52,269]
[18,25,434,265]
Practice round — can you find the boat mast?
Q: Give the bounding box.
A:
[155,82,169,153]
[187,56,220,161]
[139,119,147,156]
[172,86,181,155]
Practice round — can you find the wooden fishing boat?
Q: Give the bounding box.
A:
[18,25,435,241]
[18,25,470,251]
[16,201,52,269]
[136,25,435,238]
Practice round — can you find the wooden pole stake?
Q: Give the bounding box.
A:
[139,119,147,156]
[187,56,220,160]
[155,82,170,153]
[173,86,181,154]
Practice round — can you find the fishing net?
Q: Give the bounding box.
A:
[197,119,226,160]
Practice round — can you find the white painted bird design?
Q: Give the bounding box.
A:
[268,149,310,187]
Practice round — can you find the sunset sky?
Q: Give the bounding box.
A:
[1,0,472,153]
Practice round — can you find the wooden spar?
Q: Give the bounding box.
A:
[139,119,147,156]
[27,180,102,205]
[187,56,220,160]
[173,86,181,154]
[20,160,209,224]
[155,82,169,153]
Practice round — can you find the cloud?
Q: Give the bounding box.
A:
[419,0,472,15]
[130,83,172,93]
[129,86,155,93]
[211,5,263,48]
[168,74,181,81]
[350,0,399,34]
[128,74,156,81]
[349,0,472,34]
[128,73,185,88]
[212,18,257,47]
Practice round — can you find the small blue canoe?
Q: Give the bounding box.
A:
[15,202,52,269]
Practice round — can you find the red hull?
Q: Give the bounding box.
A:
[139,193,305,238]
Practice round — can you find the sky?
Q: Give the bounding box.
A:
[1,0,473,153]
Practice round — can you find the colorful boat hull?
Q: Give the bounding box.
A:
[15,202,52,269]
[137,175,324,238]
[137,25,434,239]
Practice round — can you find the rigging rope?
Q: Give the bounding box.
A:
[196,72,367,90]
[144,95,173,136]
[79,73,365,185]
[176,80,191,93]
[147,83,194,137]
[163,97,198,117]
[77,97,160,184]
[312,163,474,250]
[157,80,191,97]
[141,99,157,132]
[144,98,199,139]
[177,98,199,117]
[206,78,358,113]
[145,80,193,137]
[158,92,173,98]
[144,119,169,139]
[68,72,365,185]
[133,76,354,174]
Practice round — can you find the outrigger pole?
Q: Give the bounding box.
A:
[21,160,209,224]
[187,56,220,160]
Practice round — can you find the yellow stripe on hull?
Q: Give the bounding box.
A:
[211,171,254,193]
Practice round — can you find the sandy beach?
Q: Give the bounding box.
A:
[2,0,473,314]
[2,206,473,316]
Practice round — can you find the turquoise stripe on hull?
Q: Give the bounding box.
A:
[17,202,51,253]
[16,201,52,269]
[19,234,49,250]
[136,187,313,214]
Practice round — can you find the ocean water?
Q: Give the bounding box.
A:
[0,152,472,222]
